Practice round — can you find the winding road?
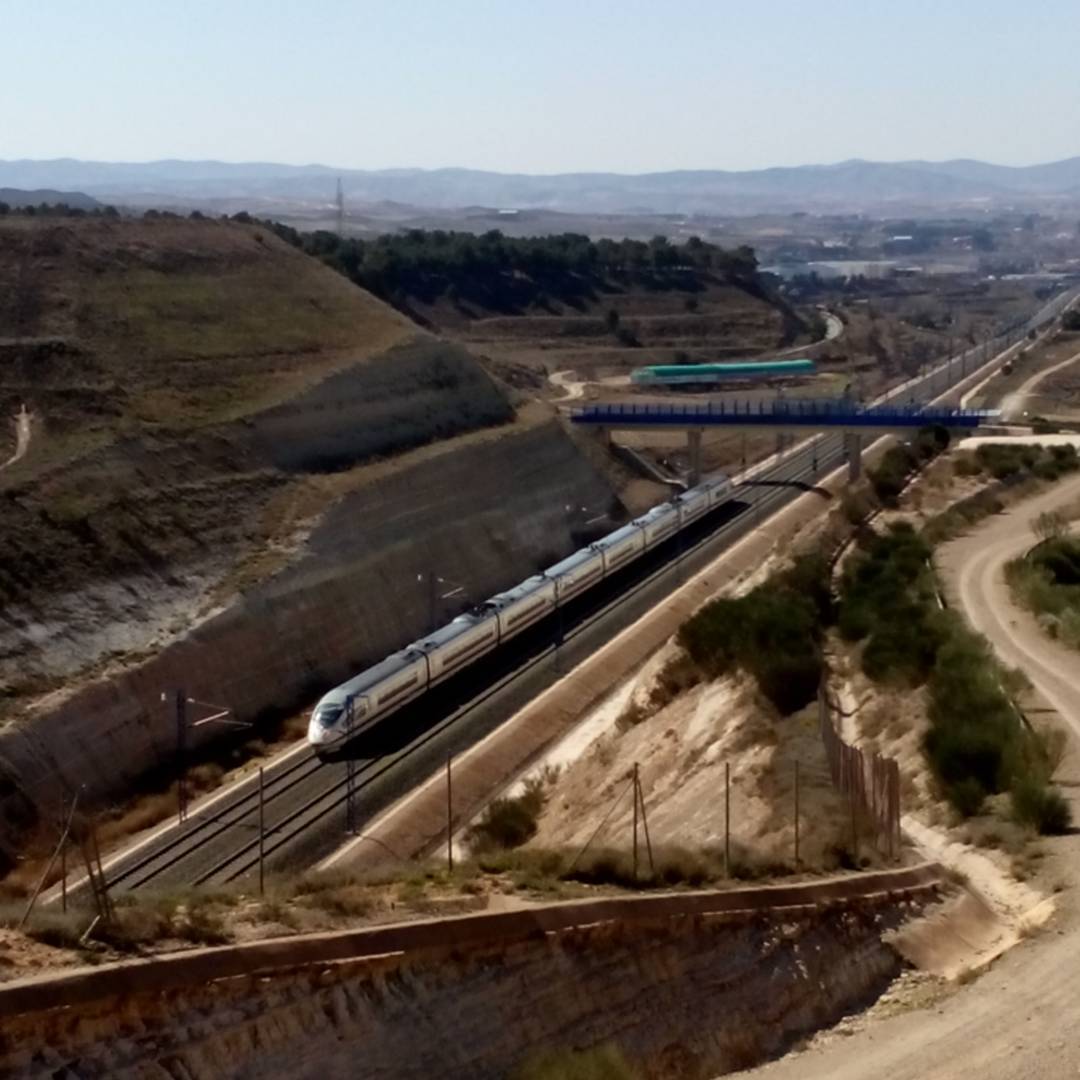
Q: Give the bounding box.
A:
[748,474,1080,1080]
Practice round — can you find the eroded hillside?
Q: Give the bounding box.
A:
[0,215,641,868]
[0,217,517,704]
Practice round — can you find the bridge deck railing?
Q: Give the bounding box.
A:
[570,398,996,427]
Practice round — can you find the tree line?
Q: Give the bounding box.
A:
[263,222,763,313]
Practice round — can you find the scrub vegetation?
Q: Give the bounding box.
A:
[839,523,1069,831]
[676,555,833,715]
[1007,517,1080,650]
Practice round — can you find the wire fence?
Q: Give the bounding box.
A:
[818,684,901,860]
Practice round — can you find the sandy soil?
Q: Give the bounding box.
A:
[743,472,1080,1080]
[521,664,849,868]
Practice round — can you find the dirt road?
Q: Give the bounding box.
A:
[1001,348,1080,421]
[747,474,1080,1080]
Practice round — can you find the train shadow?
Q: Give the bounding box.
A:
[739,479,832,499]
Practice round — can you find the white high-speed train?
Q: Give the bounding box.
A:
[307,473,733,757]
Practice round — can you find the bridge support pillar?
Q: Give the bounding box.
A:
[844,431,863,482]
[687,429,702,486]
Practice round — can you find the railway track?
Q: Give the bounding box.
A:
[46,287,1078,901]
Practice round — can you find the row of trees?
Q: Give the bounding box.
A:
[265,222,762,313]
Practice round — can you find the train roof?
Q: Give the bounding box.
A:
[632,502,678,526]
[635,359,816,379]
[543,546,599,579]
[590,522,644,550]
[484,574,552,609]
[408,610,494,654]
[316,648,424,708]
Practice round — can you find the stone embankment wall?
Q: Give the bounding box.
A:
[0,866,943,1079]
[0,413,619,861]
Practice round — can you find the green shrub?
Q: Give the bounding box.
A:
[946,777,988,817]
[868,445,917,504]
[1032,537,1080,586]
[678,555,830,714]
[466,779,546,852]
[953,453,983,478]
[1012,776,1072,834]
[839,524,942,684]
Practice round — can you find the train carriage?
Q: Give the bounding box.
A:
[632,503,681,548]
[485,575,557,642]
[591,522,646,575]
[544,547,606,605]
[411,612,500,687]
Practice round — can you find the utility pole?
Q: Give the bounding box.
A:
[258,766,266,896]
[166,690,242,827]
[632,762,639,881]
[175,688,188,824]
[421,572,465,634]
[345,698,358,835]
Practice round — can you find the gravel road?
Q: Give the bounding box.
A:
[745,473,1080,1080]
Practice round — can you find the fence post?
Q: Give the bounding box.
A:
[447,755,454,874]
[850,786,858,865]
[794,760,800,868]
[724,761,731,876]
[638,770,655,877]
[258,766,265,897]
[60,794,68,913]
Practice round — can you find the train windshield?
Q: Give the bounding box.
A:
[316,704,345,727]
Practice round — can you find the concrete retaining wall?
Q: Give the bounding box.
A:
[0,419,620,860]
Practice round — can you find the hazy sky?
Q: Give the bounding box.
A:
[6,0,1079,173]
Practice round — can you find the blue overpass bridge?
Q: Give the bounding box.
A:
[570,398,1000,483]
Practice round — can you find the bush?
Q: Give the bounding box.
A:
[1012,776,1072,834]
[839,524,942,684]
[678,555,830,714]
[566,845,723,889]
[946,777,988,817]
[466,779,546,852]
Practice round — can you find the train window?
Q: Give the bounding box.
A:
[316,704,344,727]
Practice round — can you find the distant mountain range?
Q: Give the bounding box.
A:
[4,157,1080,215]
[0,186,99,210]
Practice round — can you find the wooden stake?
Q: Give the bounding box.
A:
[724,761,731,876]
[447,755,454,873]
[794,759,800,869]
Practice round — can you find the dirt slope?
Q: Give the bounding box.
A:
[743,476,1080,1080]
[0,218,516,707]
[0,217,644,870]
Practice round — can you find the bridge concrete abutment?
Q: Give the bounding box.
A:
[844,431,863,481]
